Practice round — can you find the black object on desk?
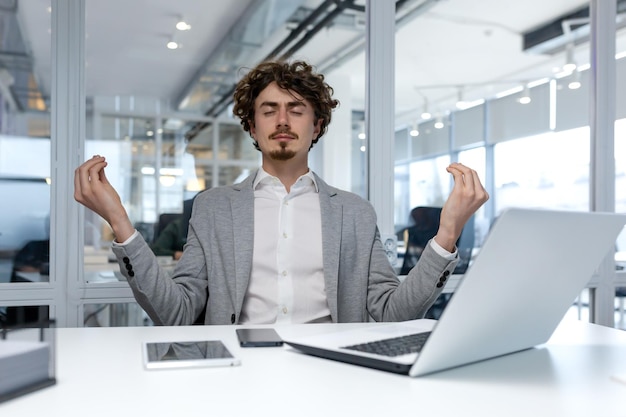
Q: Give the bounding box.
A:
[0,320,56,403]
[236,328,284,347]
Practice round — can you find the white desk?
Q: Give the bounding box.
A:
[1,319,625,417]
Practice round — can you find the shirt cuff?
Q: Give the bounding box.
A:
[111,230,140,247]
[429,238,457,260]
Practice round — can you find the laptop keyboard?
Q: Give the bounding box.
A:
[341,331,432,357]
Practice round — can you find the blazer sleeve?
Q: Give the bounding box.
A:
[366,227,459,322]
[111,230,208,326]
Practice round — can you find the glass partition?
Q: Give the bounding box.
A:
[392,0,626,328]
[0,2,51,290]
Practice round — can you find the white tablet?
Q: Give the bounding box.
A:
[142,340,241,370]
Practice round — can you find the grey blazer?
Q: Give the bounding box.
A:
[112,171,458,325]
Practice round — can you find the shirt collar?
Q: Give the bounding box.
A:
[253,167,319,192]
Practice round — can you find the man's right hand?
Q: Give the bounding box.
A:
[74,155,135,242]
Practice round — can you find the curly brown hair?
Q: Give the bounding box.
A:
[232,60,339,150]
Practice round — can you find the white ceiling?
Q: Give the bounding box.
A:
[15,0,623,125]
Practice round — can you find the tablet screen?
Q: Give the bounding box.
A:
[143,340,241,369]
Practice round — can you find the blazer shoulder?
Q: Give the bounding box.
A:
[195,173,256,201]
[315,174,375,219]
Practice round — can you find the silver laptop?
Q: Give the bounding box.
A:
[283,208,626,377]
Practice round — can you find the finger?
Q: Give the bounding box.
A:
[451,163,481,191]
[87,160,107,189]
[76,158,96,197]
[78,157,106,198]
[469,169,483,191]
[470,170,489,201]
[447,164,468,188]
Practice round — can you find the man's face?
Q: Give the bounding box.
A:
[249,81,321,162]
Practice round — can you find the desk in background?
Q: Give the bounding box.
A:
[0,319,624,417]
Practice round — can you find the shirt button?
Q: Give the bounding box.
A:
[282,270,287,276]
[283,232,288,238]
[282,307,288,314]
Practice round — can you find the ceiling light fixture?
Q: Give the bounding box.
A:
[568,70,581,90]
[176,18,192,31]
[421,98,431,120]
[455,87,468,110]
[518,84,531,104]
[434,115,444,129]
[166,39,179,50]
[159,175,176,187]
[409,122,419,137]
[563,43,577,73]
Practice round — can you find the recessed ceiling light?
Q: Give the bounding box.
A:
[167,40,179,50]
[176,20,191,31]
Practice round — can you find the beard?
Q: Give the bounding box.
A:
[268,142,297,161]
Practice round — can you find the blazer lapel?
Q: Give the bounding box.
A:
[230,173,256,315]
[315,173,341,322]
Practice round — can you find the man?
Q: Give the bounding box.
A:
[74,60,488,326]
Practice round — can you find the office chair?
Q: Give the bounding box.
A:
[399,206,475,319]
[400,207,474,275]
[153,197,197,244]
[153,213,182,243]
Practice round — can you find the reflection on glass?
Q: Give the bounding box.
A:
[146,341,234,362]
[408,156,451,210]
[83,302,151,327]
[494,128,590,215]
[394,155,451,235]
[394,163,411,228]
[0,177,50,285]
[0,305,50,328]
[218,123,258,162]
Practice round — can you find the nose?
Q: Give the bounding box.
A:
[276,106,289,128]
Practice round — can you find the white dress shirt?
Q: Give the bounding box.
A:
[238,168,332,324]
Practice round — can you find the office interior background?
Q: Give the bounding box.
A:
[0,0,625,328]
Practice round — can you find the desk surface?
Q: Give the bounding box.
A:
[1,319,625,417]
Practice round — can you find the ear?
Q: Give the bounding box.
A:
[313,118,322,138]
[248,120,256,137]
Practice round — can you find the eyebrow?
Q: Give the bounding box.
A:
[258,100,307,110]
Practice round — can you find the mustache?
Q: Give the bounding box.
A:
[269,129,298,140]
